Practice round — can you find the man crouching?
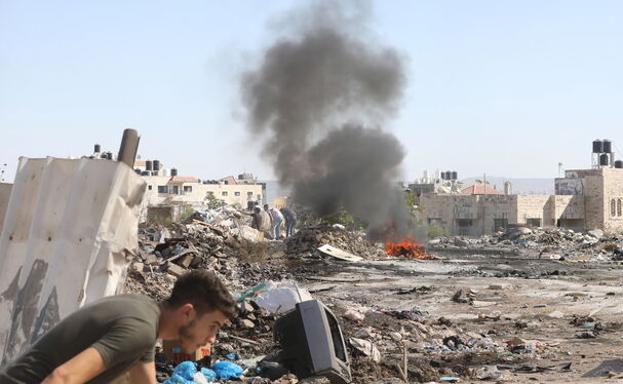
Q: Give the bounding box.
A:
[0,270,235,383]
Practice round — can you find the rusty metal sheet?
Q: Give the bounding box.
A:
[0,157,146,366]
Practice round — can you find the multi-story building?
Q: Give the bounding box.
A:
[141,173,265,209]
[419,140,623,236]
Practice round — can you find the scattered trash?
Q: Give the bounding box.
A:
[212,361,244,380]
[452,288,476,304]
[253,280,313,314]
[350,338,381,363]
[317,244,364,262]
[343,309,365,322]
[475,365,502,380]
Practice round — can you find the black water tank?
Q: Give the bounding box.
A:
[94,144,101,153]
[451,171,458,180]
[592,140,603,153]
[600,153,610,166]
[145,160,153,171]
[445,171,452,180]
[440,172,446,180]
[616,160,623,169]
[153,160,160,171]
[171,168,178,177]
[141,171,150,176]
[603,139,612,153]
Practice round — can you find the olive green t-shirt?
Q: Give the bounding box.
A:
[0,294,160,384]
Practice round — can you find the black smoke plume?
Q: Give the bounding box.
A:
[241,2,413,239]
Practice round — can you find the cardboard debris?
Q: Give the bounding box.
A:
[317,244,363,262]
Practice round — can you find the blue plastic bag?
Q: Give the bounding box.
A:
[212,361,244,380]
[173,361,197,381]
[200,367,217,382]
[224,352,239,361]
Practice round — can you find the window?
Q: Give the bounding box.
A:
[172,186,179,195]
[148,185,152,191]
[157,185,167,194]
[618,199,622,217]
[493,218,508,232]
[612,199,617,217]
[234,191,241,196]
[247,192,253,197]
[183,186,192,193]
[526,218,542,227]
[222,191,228,197]
[207,191,214,197]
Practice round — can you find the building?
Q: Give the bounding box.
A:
[419,139,623,236]
[460,182,504,195]
[554,167,623,233]
[86,144,266,216]
[421,193,584,236]
[141,173,265,210]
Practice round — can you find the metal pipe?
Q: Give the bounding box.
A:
[117,129,140,167]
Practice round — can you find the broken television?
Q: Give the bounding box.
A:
[273,299,351,384]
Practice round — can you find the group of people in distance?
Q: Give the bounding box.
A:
[250,203,297,240]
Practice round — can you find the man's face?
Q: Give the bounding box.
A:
[177,308,229,353]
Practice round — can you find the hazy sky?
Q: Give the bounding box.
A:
[1,0,622,183]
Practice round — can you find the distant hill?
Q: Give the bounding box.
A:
[460,177,554,195]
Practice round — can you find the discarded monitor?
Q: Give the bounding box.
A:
[273,299,352,384]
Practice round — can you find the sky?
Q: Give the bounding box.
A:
[1,0,622,183]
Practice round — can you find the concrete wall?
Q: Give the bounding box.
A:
[479,195,515,234]
[421,192,587,236]
[421,194,517,236]
[0,183,12,235]
[602,168,623,233]
[581,171,604,231]
[515,195,551,227]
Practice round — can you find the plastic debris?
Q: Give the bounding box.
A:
[200,368,217,382]
[193,372,209,384]
[212,361,244,380]
[224,352,239,360]
[253,280,312,314]
[173,361,197,381]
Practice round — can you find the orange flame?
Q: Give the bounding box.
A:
[385,238,429,260]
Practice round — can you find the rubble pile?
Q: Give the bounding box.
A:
[428,226,623,262]
[125,207,293,300]
[124,206,623,383]
[285,225,386,259]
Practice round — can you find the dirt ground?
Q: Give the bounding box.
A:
[298,251,623,383]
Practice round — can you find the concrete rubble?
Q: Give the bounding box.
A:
[123,209,623,383]
[428,225,623,263]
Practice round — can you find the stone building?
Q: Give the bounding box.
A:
[555,167,623,233]
[420,167,623,236]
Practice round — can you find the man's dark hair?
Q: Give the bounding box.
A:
[164,270,236,318]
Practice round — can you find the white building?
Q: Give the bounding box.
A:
[141,173,265,209]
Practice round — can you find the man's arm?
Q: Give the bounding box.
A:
[128,361,157,384]
[42,347,105,384]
